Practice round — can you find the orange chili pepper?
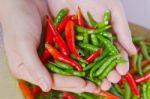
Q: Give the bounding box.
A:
[77,6,84,26]
[95,91,119,99]
[18,80,34,99]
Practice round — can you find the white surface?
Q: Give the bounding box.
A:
[122,0,150,29]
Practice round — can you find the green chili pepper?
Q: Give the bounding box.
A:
[113,83,123,96]
[140,41,150,60]
[87,12,97,26]
[70,53,88,64]
[133,54,138,71]
[131,95,139,99]
[78,43,98,51]
[132,35,144,43]
[94,49,109,62]
[96,21,109,29]
[76,35,84,41]
[53,8,68,26]
[90,56,110,79]
[143,64,150,73]
[123,81,131,99]
[83,62,95,71]
[137,53,143,75]
[86,76,101,85]
[79,61,86,68]
[70,70,85,77]
[83,33,89,43]
[75,25,111,34]
[99,32,112,39]
[91,34,99,46]
[146,80,150,99]
[103,10,110,22]
[46,62,72,76]
[95,55,120,77]
[109,86,124,99]
[97,35,118,55]
[76,46,85,56]
[54,60,74,70]
[141,84,148,99]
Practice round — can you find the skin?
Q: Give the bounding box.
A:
[0,0,137,93]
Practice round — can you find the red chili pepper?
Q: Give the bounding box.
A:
[95,91,119,99]
[41,92,47,97]
[71,15,78,21]
[124,73,140,97]
[40,49,50,63]
[77,6,84,26]
[85,23,96,29]
[56,15,72,33]
[46,17,69,56]
[118,78,125,88]
[142,59,149,66]
[65,20,80,60]
[32,85,40,95]
[85,48,102,63]
[62,91,75,99]
[135,71,150,83]
[45,43,82,71]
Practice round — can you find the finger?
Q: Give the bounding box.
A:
[109,1,137,55]
[52,74,100,93]
[116,43,129,75]
[107,69,121,83]
[100,79,112,91]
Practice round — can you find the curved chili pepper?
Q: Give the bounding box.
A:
[18,80,34,99]
[77,6,84,26]
[85,48,102,63]
[135,71,150,83]
[123,81,131,99]
[45,43,82,71]
[65,20,80,60]
[46,17,69,56]
[95,91,119,99]
[87,11,97,26]
[32,85,40,95]
[124,73,140,97]
[56,15,72,33]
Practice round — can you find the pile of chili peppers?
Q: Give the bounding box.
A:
[18,7,150,99]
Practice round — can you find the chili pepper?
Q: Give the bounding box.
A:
[79,92,98,99]
[135,71,150,83]
[146,80,150,99]
[103,10,110,22]
[133,54,138,71]
[96,21,109,29]
[56,15,72,33]
[83,33,89,43]
[85,48,102,63]
[54,60,74,70]
[90,56,110,79]
[99,59,124,79]
[124,73,140,97]
[123,81,131,99]
[85,24,97,29]
[83,62,95,71]
[142,59,149,66]
[86,76,101,85]
[140,41,150,60]
[87,12,97,26]
[53,8,68,26]
[95,91,119,99]
[75,25,111,34]
[95,55,120,77]
[79,61,86,68]
[109,86,124,99]
[45,43,82,71]
[141,84,148,99]
[18,80,34,99]
[41,92,47,97]
[91,34,99,46]
[99,32,112,39]
[137,53,143,75]
[132,35,144,43]
[78,43,98,52]
[65,20,80,59]
[143,64,150,73]
[71,15,78,21]
[63,91,75,99]
[75,35,83,41]
[94,49,109,62]
[77,6,84,26]
[46,17,69,56]
[40,49,50,63]
[131,95,139,99]
[32,85,40,95]
[113,83,123,96]
[70,53,88,64]
[97,35,118,55]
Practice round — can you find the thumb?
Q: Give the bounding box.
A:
[110,1,137,55]
[15,39,52,92]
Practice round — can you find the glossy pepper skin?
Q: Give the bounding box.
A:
[135,71,150,83]
[77,6,84,26]
[65,20,80,60]
[124,73,140,97]
[45,43,82,71]
[85,48,102,63]
[46,17,69,56]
